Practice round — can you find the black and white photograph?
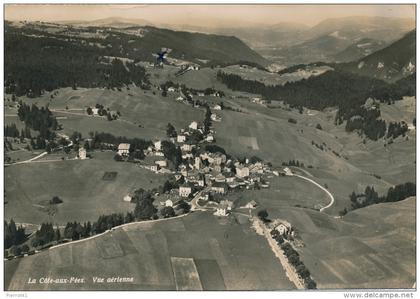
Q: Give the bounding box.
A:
[2,2,417,297]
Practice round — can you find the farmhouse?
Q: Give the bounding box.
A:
[154,151,165,157]
[91,107,99,115]
[154,140,162,151]
[245,200,258,209]
[123,194,132,202]
[167,87,176,92]
[179,184,193,198]
[181,143,193,152]
[165,199,173,207]
[213,104,222,110]
[225,172,236,183]
[118,143,130,156]
[214,174,226,183]
[177,134,186,143]
[275,221,292,236]
[283,167,293,176]
[236,165,250,178]
[206,135,214,142]
[214,200,233,216]
[211,182,228,194]
[189,121,198,130]
[155,160,167,168]
[211,114,221,122]
[78,147,87,160]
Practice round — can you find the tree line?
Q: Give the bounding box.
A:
[5,26,148,97]
[17,102,58,140]
[4,219,26,249]
[341,182,416,214]
[217,70,415,140]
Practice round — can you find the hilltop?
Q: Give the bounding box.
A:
[341,30,416,82]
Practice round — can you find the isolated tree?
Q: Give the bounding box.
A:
[257,209,269,222]
[20,244,30,253]
[176,200,191,213]
[134,198,156,220]
[114,154,123,162]
[161,206,175,218]
[166,123,177,138]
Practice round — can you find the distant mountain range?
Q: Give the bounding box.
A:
[69,16,414,66]
[5,21,268,67]
[333,38,388,63]
[252,16,415,65]
[341,29,416,82]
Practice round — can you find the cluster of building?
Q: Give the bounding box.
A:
[116,113,274,217]
[251,97,269,106]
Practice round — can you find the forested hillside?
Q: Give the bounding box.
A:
[217,69,415,140]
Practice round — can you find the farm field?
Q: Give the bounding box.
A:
[5,212,296,291]
[5,151,168,225]
[265,197,416,289]
[222,65,333,86]
[212,98,396,214]
[15,86,204,141]
[226,174,330,211]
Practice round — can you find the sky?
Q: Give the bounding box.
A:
[5,4,415,27]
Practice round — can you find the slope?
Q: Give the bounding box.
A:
[342,30,416,82]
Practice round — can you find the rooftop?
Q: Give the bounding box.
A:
[118,143,130,150]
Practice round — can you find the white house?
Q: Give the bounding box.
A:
[275,223,291,236]
[150,165,159,172]
[123,194,132,202]
[155,160,167,168]
[283,167,293,176]
[211,182,227,194]
[245,200,258,209]
[91,107,99,115]
[176,96,184,101]
[225,173,235,183]
[177,134,186,143]
[236,165,250,178]
[181,144,192,152]
[189,121,198,130]
[165,199,173,207]
[214,174,226,183]
[78,147,87,160]
[154,151,165,157]
[168,87,176,92]
[213,104,222,110]
[179,185,192,198]
[214,200,233,216]
[206,135,214,142]
[154,140,162,151]
[194,157,202,170]
[118,143,130,156]
[211,114,221,122]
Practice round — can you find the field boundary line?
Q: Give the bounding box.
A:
[49,212,191,251]
[5,151,48,166]
[253,217,304,289]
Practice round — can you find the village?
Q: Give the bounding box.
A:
[113,115,281,218]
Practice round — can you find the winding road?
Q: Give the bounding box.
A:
[288,171,335,212]
[5,151,48,166]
